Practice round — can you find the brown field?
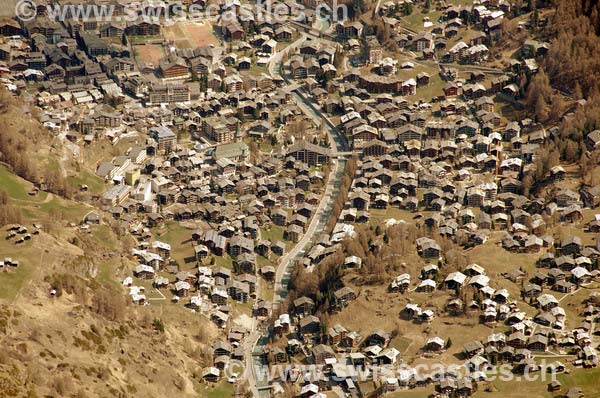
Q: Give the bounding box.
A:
[329,207,600,367]
[133,43,164,66]
[330,279,504,365]
[163,21,218,49]
[384,362,600,398]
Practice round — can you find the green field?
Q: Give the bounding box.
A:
[472,368,600,398]
[369,208,417,224]
[0,240,36,301]
[0,164,90,224]
[206,381,235,398]
[213,254,234,270]
[128,35,162,44]
[96,258,123,288]
[87,224,120,251]
[244,64,269,77]
[382,367,600,398]
[67,170,106,195]
[400,10,443,32]
[261,225,289,249]
[0,165,46,201]
[152,221,196,265]
[0,165,98,300]
[556,368,600,398]
[414,73,446,102]
[38,196,90,223]
[389,334,413,354]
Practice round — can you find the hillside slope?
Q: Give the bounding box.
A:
[0,95,222,398]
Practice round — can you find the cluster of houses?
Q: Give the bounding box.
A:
[248,239,599,397]
[106,128,337,317]
[0,0,329,152]
[128,253,262,329]
[202,5,598,393]
[284,0,519,99]
[0,0,304,87]
[94,127,332,242]
[3,0,599,396]
[5,224,38,245]
[0,256,20,271]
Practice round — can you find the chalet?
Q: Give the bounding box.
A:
[553,280,576,294]
[548,268,566,284]
[361,140,388,158]
[463,341,484,358]
[274,26,293,41]
[334,286,357,308]
[126,20,160,36]
[299,315,321,335]
[426,336,445,352]
[223,22,244,40]
[201,366,220,382]
[360,75,402,96]
[344,256,362,269]
[507,332,527,348]
[286,224,303,242]
[562,205,583,223]
[0,19,23,36]
[149,126,177,153]
[228,235,253,257]
[134,264,154,280]
[100,22,125,38]
[537,294,559,311]
[271,208,288,226]
[561,236,582,255]
[527,334,548,351]
[416,237,441,258]
[554,189,579,208]
[444,271,467,291]
[336,21,363,38]
[438,378,457,394]
[364,330,390,348]
[586,130,600,151]
[390,273,411,292]
[413,32,433,51]
[312,344,336,365]
[272,241,286,256]
[228,281,249,303]
[174,281,190,297]
[376,347,401,365]
[80,33,109,57]
[294,296,315,316]
[571,266,592,285]
[444,82,459,97]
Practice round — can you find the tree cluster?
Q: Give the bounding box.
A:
[0,190,22,226]
[326,155,358,233]
[91,285,128,322]
[543,0,600,98]
[0,89,72,198]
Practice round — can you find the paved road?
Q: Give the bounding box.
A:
[268,22,350,305]
[241,14,508,397]
[267,34,307,78]
[272,156,341,305]
[242,28,348,398]
[374,0,384,15]
[242,323,261,397]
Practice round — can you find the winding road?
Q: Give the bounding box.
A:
[241,27,350,398]
[267,27,350,308]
